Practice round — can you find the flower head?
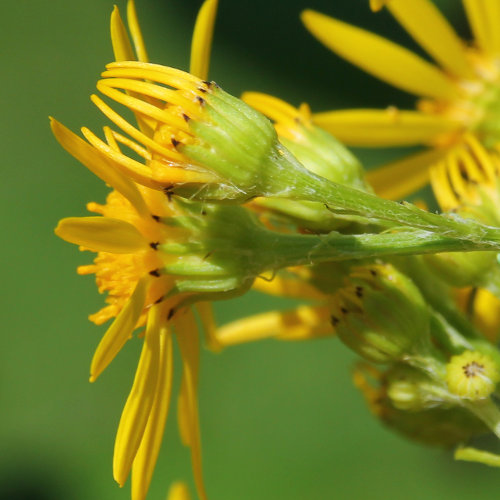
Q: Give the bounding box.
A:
[302,1,500,199]
[446,350,500,400]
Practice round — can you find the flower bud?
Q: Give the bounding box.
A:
[332,264,430,363]
[445,350,500,400]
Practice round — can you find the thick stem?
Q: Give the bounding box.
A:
[268,148,500,248]
[260,229,500,271]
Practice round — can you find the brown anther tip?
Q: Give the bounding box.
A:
[149,242,160,250]
[182,113,191,122]
[195,96,206,106]
[149,269,161,277]
[355,286,364,298]
[198,86,208,93]
[340,307,348,314]
[171,138,180,148]
[370,269,377,277]
[151,214,160,222]
[201,210,207,216]
[203,251,213,260]
[330,315,340,326]
[154,295,164,304]
[167,308,175,320]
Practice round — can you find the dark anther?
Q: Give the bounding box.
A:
[151,215,160,222]
[370,269,377,277]
[154,295,164,304]
[203,251,213,260]
[202,80,212,87]
[198,86,207,93]
[171,138,180,148]
[167,308,175,320]
[340,307,348,314]
[330,315,340,326]
[182,113,191,122]
[163,185,174,201]
[201,209,207,216]
[149,269,161,277]
[195,96,206,106]
[355,286,363,298]
[150,242,160,250]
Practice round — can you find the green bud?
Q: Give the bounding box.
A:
[385,364,451,411]
[333,264,430,363]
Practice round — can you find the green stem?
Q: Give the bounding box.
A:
[260,229,500,271]
[269,147,500,248]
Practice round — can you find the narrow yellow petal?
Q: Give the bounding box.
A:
[301,9,457,99]
[216,305,333,346]
[114,304,163,487]
[366,147,447,199]
[55,217,147,253]
[242,92,298,124]
[430,160,459,211]
[463,0,500,53]
[127,0,149,63]
[386,0,474,79]
[190,0,218,80]
[473,289,500,343]
[50,119,149,216]
[167,482,191,500]
[175,311,207,500]
[195,302,222,352]
[252,274,326,300]
[131,330,173,500]
[90,276,149,382]
[313,108,459,147]
[111,5,135,62]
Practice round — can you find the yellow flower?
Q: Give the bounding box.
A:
[51,1,219,499]
[53,117,210,500]
[302,1,500,199]
[446,350,500,400]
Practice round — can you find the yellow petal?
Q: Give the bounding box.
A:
[195,302,222,351]
[252,274,326,300]
[50,119,149,216]
[473,289,500,343]
[174,311,207,500]
[463,0,500,54]
[111,5,135,62]
[386,0,474,79]
[366,147,447,199]
[131,330,173,500]
[301,9,457,100]
[127,0,149,63]
[55,216,147,253]
[216,305,333,346]
[114,303,163,487]
[190,0,218,80]
[167,482,191,500]
[369,0,387,12]
[242,92,299,124]
[313,108,459,147]
[90,276,149,382]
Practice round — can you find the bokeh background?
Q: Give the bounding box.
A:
[2,0,498,499]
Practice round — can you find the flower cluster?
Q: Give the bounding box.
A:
[52,1,500,499]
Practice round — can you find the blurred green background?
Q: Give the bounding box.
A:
[2,0,498,499]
